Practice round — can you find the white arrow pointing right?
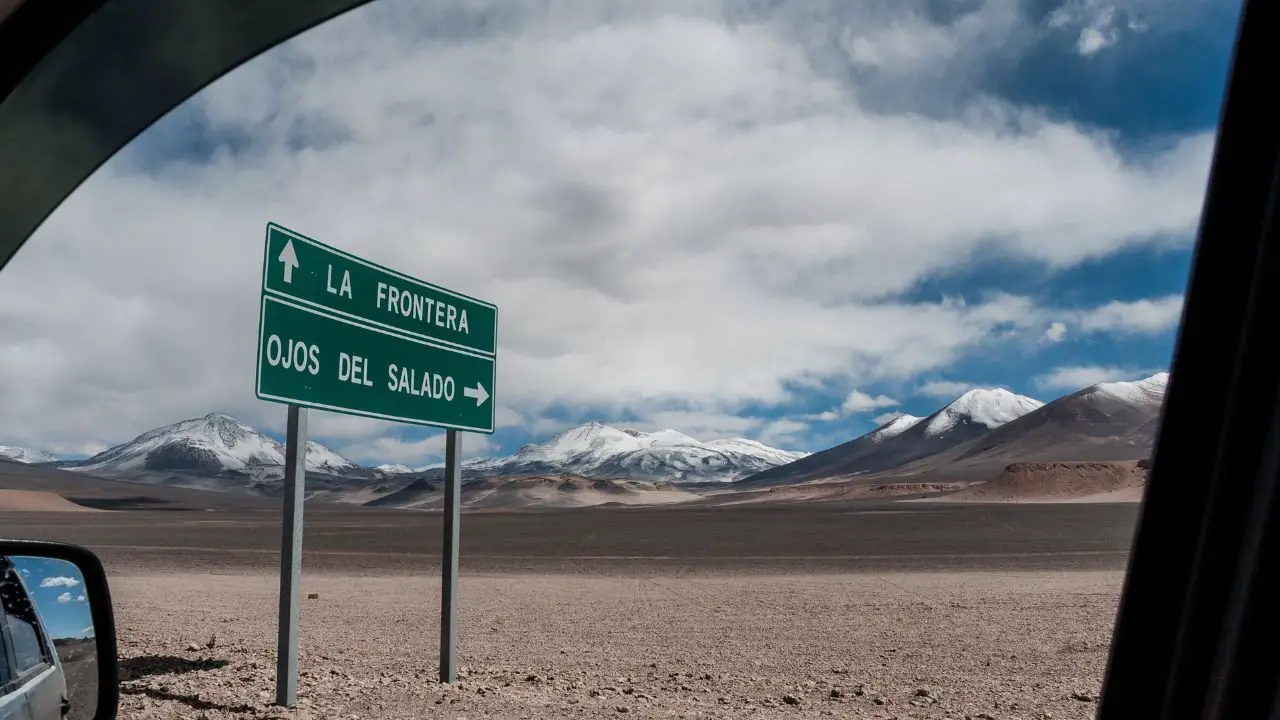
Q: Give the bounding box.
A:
[462,382,490,407]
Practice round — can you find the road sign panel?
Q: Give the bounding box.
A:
[255,223,498,433]
[262,222,497,356]
[256,295,496,432]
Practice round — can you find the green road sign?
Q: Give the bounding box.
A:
[262,222,497,356]
[255,225,497,433]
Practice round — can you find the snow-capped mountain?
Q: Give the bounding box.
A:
[35,370,1171,498]
[57,414,801,487]
[738,389,1044,487]
[954,372,1169,465]
[458,421,808,483]
[0,445,60,464]
[66,413,358,477]
[744,375,1170,487]
[839,388,1044,474]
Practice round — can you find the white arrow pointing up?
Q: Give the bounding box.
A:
[278,240,300,283]
[462,382,490,407]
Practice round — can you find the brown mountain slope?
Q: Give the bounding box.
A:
[795,374,1169,486]
[938,461,1147,503]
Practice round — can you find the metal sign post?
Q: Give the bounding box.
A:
[440,428,462,683]
[275,404,307,707]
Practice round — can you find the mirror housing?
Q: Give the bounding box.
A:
[0,539,117,720]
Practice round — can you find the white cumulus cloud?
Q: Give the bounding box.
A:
[1044,321,1069,342]
[841,390,900,414]
[40,576,80,588]
[1047,1,1125,57]
[917,380,978,399]
[757,418,810,447]
[340,433,496,466]
[1076,295,1184,334]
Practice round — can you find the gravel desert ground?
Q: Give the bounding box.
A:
[112,570,1121,719]
[0,497,1137,719]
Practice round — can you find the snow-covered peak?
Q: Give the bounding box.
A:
[925,388,1044,436]
[374,463,413,476]
[519,422,644,462]
[87,412,285,471]
[0,445,60,464]
[515,422,708,461]
[135,412,232,439]
[71,413,358,475]
[489,421,805,482]
[1088,372,1168,406]
[868,414,922,442]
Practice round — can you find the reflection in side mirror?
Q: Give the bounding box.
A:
[0,541,117,720]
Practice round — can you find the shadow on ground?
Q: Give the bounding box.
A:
[67,496,200,511]
[121,684,259,714]
[121,654,230,678]
[120,655,256,714]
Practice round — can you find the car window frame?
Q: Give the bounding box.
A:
[0,1,1275,718]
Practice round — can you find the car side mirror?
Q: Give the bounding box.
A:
[0,540,117,720]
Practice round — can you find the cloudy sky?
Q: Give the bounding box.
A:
[0,0,1240,465]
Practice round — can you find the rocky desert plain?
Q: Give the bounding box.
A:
[0,376,1170,718]
[1,464,1141,720]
